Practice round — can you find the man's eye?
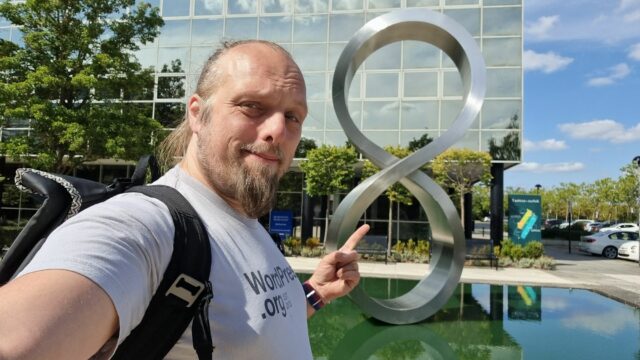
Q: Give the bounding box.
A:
[286,112,301,124]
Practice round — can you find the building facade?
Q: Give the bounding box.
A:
[0,0,522,242]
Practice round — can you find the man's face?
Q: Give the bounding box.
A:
[194,44,307,218]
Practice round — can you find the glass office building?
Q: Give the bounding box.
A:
[0,0,522,240]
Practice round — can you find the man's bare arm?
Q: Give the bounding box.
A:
[0,270,118,360]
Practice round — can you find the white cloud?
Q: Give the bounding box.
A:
[562,307,637,336]
[525,15,560,39]
[512,162,585,173]
[523,138,567,151]
[558,119,640,143]
[523,50,574,74]
[619,0,640,11]
[587,63,631,86]
[629,43,640,60]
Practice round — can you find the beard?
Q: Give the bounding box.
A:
[196,135,283,218]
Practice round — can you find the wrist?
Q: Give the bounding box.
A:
[302,280,327,311]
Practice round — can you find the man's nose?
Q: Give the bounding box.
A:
[260,112,287,144]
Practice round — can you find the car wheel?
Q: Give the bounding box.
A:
[602,246,618,259]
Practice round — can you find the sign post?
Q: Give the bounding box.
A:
[507,194,542,245]
[269,210,293,240]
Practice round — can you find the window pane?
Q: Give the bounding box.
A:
[368,0,401,9]
[295,0,328,13]
[324,131,348,146]
[292,43,327,71]
[259,16,292,42]
[363,101,400,129]
[228,0,257,14]
[363,131,399,147]
[482,130,520,161]
[441,99,465,129]
[293,15,328,42]
[329,13,365,42]
[364,42,401,69]
[158,47,188,71]
[159,20,190,46]
[190,47,213,73]
[481,100,521,129]
[157,76,185,99]
[453,130,479,150]
[401,100,439,129]
[155,103,185,127]
[191,19,224,45]
[366,73,398,98]
[443,71,463,97]
[401,131,438,147]
[484,0,521,5]
[303,101,325,130]
[326,100,361,129]
[305,73,327,100]
[404,72,438,97]
[484,7,522,36]
[446,0,479,5]
[226,17,258,39]
[483,37,521,66]
[444,8,480,36]
[487,68,521,98]
[332,0,364,10]
[262,0,293,13]
[403,41,440,69]
[162,0,189,17]
[135,48,157,69]
[407,0,439,6]
[194,0,223,15]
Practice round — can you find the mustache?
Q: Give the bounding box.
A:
[240,143,284,162]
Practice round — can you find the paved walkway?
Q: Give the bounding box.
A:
[286,244,640,308]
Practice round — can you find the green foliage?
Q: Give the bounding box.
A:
[498,240,547,266]
[0,0,164,172]
[299,145,357,197]
[305,237,321,249]
[283,236,302,256]
[361,145,413,206]
[391,239,430,263]
[295,137,317,158]
[523,241,544,259]
[407,133,433,151]
[488,113,520,161]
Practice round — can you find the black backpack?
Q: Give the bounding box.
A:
[0,155,214,359]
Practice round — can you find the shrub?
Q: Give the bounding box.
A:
[415,240,430,257]
[517,258,534,268]
[406,239,416,253]
[523,241,544,259]
[305,237,321,249]
[533,256,555,270]
[284,236,302,256]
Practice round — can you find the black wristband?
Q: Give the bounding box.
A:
[302,281,326,311]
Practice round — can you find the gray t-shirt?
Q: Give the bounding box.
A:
[20,165,312,359]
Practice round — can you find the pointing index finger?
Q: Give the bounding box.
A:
[340,224,370,252]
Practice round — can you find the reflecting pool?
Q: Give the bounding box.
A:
[303,276,640,359]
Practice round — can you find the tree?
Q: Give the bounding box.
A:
[432,148,492,231]
[361,145,413,257]
[295,137,317,158]
[488,114,520,161]
[407,133,433,151]
[299,145,357,242]
[0,0,164,173]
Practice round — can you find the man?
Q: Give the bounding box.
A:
[0,40,369,359]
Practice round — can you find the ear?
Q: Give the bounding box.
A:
[187,94,205,134]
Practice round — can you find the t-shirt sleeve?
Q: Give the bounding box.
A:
[17,192,175,345]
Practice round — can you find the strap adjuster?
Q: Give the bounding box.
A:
[166,274,205,307]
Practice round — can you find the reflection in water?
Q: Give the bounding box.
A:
[305,277,640,359]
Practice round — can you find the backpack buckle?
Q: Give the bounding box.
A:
[166,274,205,307]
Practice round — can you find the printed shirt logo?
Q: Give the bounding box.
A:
[243,265,298,320]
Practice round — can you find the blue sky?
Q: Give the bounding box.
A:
[505,0,640,190]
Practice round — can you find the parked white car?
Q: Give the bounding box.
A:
[599,223,639,233]
[579,230,639,259]
[617,241,639,261]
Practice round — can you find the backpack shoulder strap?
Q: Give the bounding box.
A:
[112,185,213,360]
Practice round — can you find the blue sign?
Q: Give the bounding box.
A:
[269,210,293,239]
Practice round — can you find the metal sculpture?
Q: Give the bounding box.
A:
[327,8,486,324]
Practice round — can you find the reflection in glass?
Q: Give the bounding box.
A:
[487,68,521,98]
[191,19,224,45]
[292,44,327,71]
[368,0,401,9]
[446,0,479,5]
[400,100,439,129]
[162,0,189,17]
[158,48,188,72]
[366,73,398,98]
[295,0,328,13]
[363,101,400,130]
[401,131,438,147]
[155,102,185,127]
[484,0,522,5]
[225,17,258,40]
[190,47,213,73]
[364,42,401,69]
[441,99,463,129]
[301,130,323,146]
[304,73,327,100]
[482,100,521,129]
[262,0,293,13]
[194,0,223,15]
[363,130,399,147]
[293,15,328,43]
[258,16,292,43]
[326,100,362,130]
[324,131,348,146]
[484,7,522,36]
[453,130,479,150]
[483,129,520,161]
[228,0,257,14]
[406,0,439,6]
[403,72,438,97]
[332,0,364,10]
[303,101,325,130]
[443,8,480,37]
[329,14,365,42]
[403,41,440,69]
[483,38,521,66]
[157,76,186,100]
[443,71,463,97]
[159,20,190,46]
[135,48,157,69]
[328,43,347,71]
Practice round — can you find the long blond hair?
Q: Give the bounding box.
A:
[157,40,295,168]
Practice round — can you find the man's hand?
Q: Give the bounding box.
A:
[307,224,370,311]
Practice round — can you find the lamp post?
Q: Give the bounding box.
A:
[535,184,541,194]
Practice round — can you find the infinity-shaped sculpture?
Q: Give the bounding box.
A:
[326,8,486,324]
